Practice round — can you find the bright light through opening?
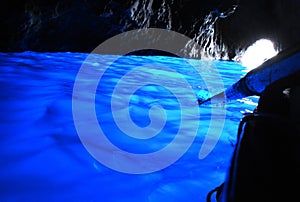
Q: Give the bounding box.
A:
[239,39,278,70]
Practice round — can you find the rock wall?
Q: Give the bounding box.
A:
[216,0,300,58]
[2,0,299,59]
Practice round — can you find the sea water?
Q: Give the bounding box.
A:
[0,52,258,201]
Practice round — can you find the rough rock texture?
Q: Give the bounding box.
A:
[216,0,300,58]
[0,0,129,52]
[1,0,299,59]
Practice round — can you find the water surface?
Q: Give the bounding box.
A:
[0,52,258,201]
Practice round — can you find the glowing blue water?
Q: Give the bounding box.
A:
[0,52,258,201]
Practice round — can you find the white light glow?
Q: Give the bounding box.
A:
[239,39,278,70]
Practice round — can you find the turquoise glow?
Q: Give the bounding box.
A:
[0,52,258,201]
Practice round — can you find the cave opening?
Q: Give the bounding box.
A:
[238,39,278,70]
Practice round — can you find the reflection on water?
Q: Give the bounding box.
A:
[0,52,258,201]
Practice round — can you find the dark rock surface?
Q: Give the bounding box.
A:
[1,0,299,59]
[216,0,300,59]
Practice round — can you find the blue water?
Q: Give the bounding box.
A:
[0,52,258,201]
